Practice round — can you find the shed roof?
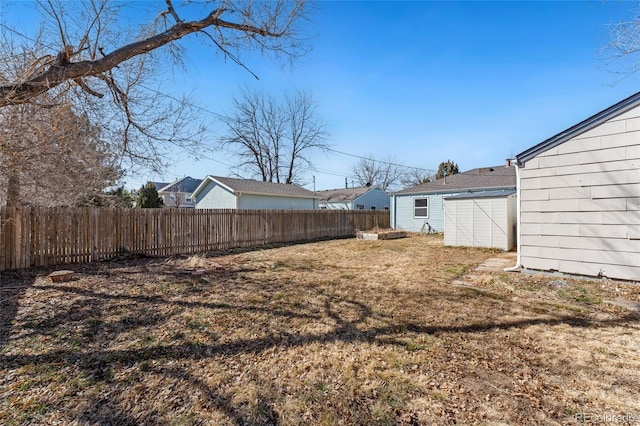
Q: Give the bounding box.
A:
[516,90,640,164]
[317,185,384,202]
[444,188,516,200]
[394,165,516,195]
[193,176,319,199]
[158,176,203,194]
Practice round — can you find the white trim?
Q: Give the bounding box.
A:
[413,197,429,219]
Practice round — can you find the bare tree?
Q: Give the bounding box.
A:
[219,88,328,184]
[603,6,640,76]
[351,155,406,191]
[0,1,309,173]
[284,91,330,184]
[399,168,432,189]
[0,97,122,207]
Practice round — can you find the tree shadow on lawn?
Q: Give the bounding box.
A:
[0,269,38,353]
[5,309,637,368]
[2,260,640,425]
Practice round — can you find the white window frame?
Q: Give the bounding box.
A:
[413,197,429,218]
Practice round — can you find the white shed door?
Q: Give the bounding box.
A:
[444,197,511,250]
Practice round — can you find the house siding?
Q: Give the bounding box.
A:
[320,201,353,210]
[393,193,448,232]
[237,194,316,210]
[194,179,318,210]
[353,188,390,210]
[319,187,389,210]
[194,181,237,209]
[519,105,640,281]
[160,191,196,208]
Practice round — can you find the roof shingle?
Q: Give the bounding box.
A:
[394,165,516,195]
[159,177,203,193]
[316,186,381,202]
[206,176,318,198]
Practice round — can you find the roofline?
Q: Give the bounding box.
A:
[316,184,385,194]
[316,184,386,201]
[158,176,200,193]
[443,189,517,200]
[236,190,320,200]
[516,90,640,165]
[192,175,320,199]
[393,184,515,196]
[192,176,229,198]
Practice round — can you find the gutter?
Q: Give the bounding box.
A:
[504,159,521,272]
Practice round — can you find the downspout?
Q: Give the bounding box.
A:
[391,194,397,229]
[504,159,521,272]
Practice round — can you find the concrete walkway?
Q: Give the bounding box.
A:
[452,251,517,287]
[452,252,640,313]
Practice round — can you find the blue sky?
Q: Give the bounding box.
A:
[3,1,640,191]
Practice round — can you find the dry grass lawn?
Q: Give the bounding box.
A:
[1,234,639,425]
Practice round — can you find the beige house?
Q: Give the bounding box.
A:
[515,92,640,281]
[158,177,202,208]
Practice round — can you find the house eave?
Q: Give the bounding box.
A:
[192,176,235,199]
[394,185,515,197]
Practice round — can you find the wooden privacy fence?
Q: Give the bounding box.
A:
[0,207,390,271]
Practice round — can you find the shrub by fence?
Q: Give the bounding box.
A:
[0,207,390,271]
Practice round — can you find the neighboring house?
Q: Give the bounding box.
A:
[317,185,390,210]
[158,176,203,208]
[391,164,516,235]
[515,91,640,281]
[150,181,169,192]
[192,176,319,210]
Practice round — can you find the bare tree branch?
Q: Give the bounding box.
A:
[219,87,328,184]
[0,1,308,106]
[351,155,407,192]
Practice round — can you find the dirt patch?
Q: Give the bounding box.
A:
[1,234,639,425]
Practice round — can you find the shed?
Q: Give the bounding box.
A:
[192,175,319,210]
[317,185,389,210]
[516,91,640,281]
[444,189,516,251]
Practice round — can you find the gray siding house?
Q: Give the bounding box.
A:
[192,176,319,210]
[516,92,640,281]
[317,185,389,210]
[391,165,516,233]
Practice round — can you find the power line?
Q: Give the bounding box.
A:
[325,148,435,173]
[128,85,436,176]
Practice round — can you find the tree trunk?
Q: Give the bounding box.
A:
[6,174,20,207]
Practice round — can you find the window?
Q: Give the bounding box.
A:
[370,206,376,210]
[414,198,429,218]
[357,204,365,210]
